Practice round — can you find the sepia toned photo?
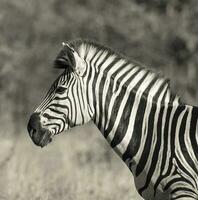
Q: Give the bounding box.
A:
[0,0,197,199]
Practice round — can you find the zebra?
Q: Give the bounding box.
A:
[27,39,198,199]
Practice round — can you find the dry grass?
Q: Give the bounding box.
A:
[0,123,142,200]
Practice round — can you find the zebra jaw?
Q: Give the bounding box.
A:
[39,133,53,148]
[29,128,53,148]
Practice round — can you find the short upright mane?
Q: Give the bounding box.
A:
[68,39,181,104]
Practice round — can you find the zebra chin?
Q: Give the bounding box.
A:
[29,128,53,148]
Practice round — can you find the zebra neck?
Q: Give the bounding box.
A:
[77,41,197,165]
[82,51,172,162]
[88,70,173,160]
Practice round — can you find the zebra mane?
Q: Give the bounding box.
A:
[68,39,181,104]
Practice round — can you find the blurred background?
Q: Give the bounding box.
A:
[0,0,197,199]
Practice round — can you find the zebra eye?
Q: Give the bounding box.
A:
[56,86,67,94]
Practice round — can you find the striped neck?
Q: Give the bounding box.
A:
[71,40,198,167]
[74,41,173,140]
[67,40,198,198]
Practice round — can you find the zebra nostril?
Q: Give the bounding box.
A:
[29,128,36,138]
[27,120,37,137]
[27,112,41,136]
[27,123,33,136]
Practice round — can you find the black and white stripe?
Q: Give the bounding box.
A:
[33,39,198,199]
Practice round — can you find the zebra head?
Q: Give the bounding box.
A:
[27,42,90,147]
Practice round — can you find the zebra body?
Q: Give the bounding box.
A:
[27,39,198,199]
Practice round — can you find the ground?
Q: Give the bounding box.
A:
[0,123,142,200]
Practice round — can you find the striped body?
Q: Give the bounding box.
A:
[28,40,198,199]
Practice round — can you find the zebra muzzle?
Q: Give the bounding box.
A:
[29,127,52,148]
[38,130,52,148]
[27,113,52,147]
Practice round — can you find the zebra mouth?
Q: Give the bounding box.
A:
[38,131,53,148]
[29,128,52,148]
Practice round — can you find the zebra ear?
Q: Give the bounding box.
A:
[54,42,86,76]
[54,43,76,70]
[73,50,86,76]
